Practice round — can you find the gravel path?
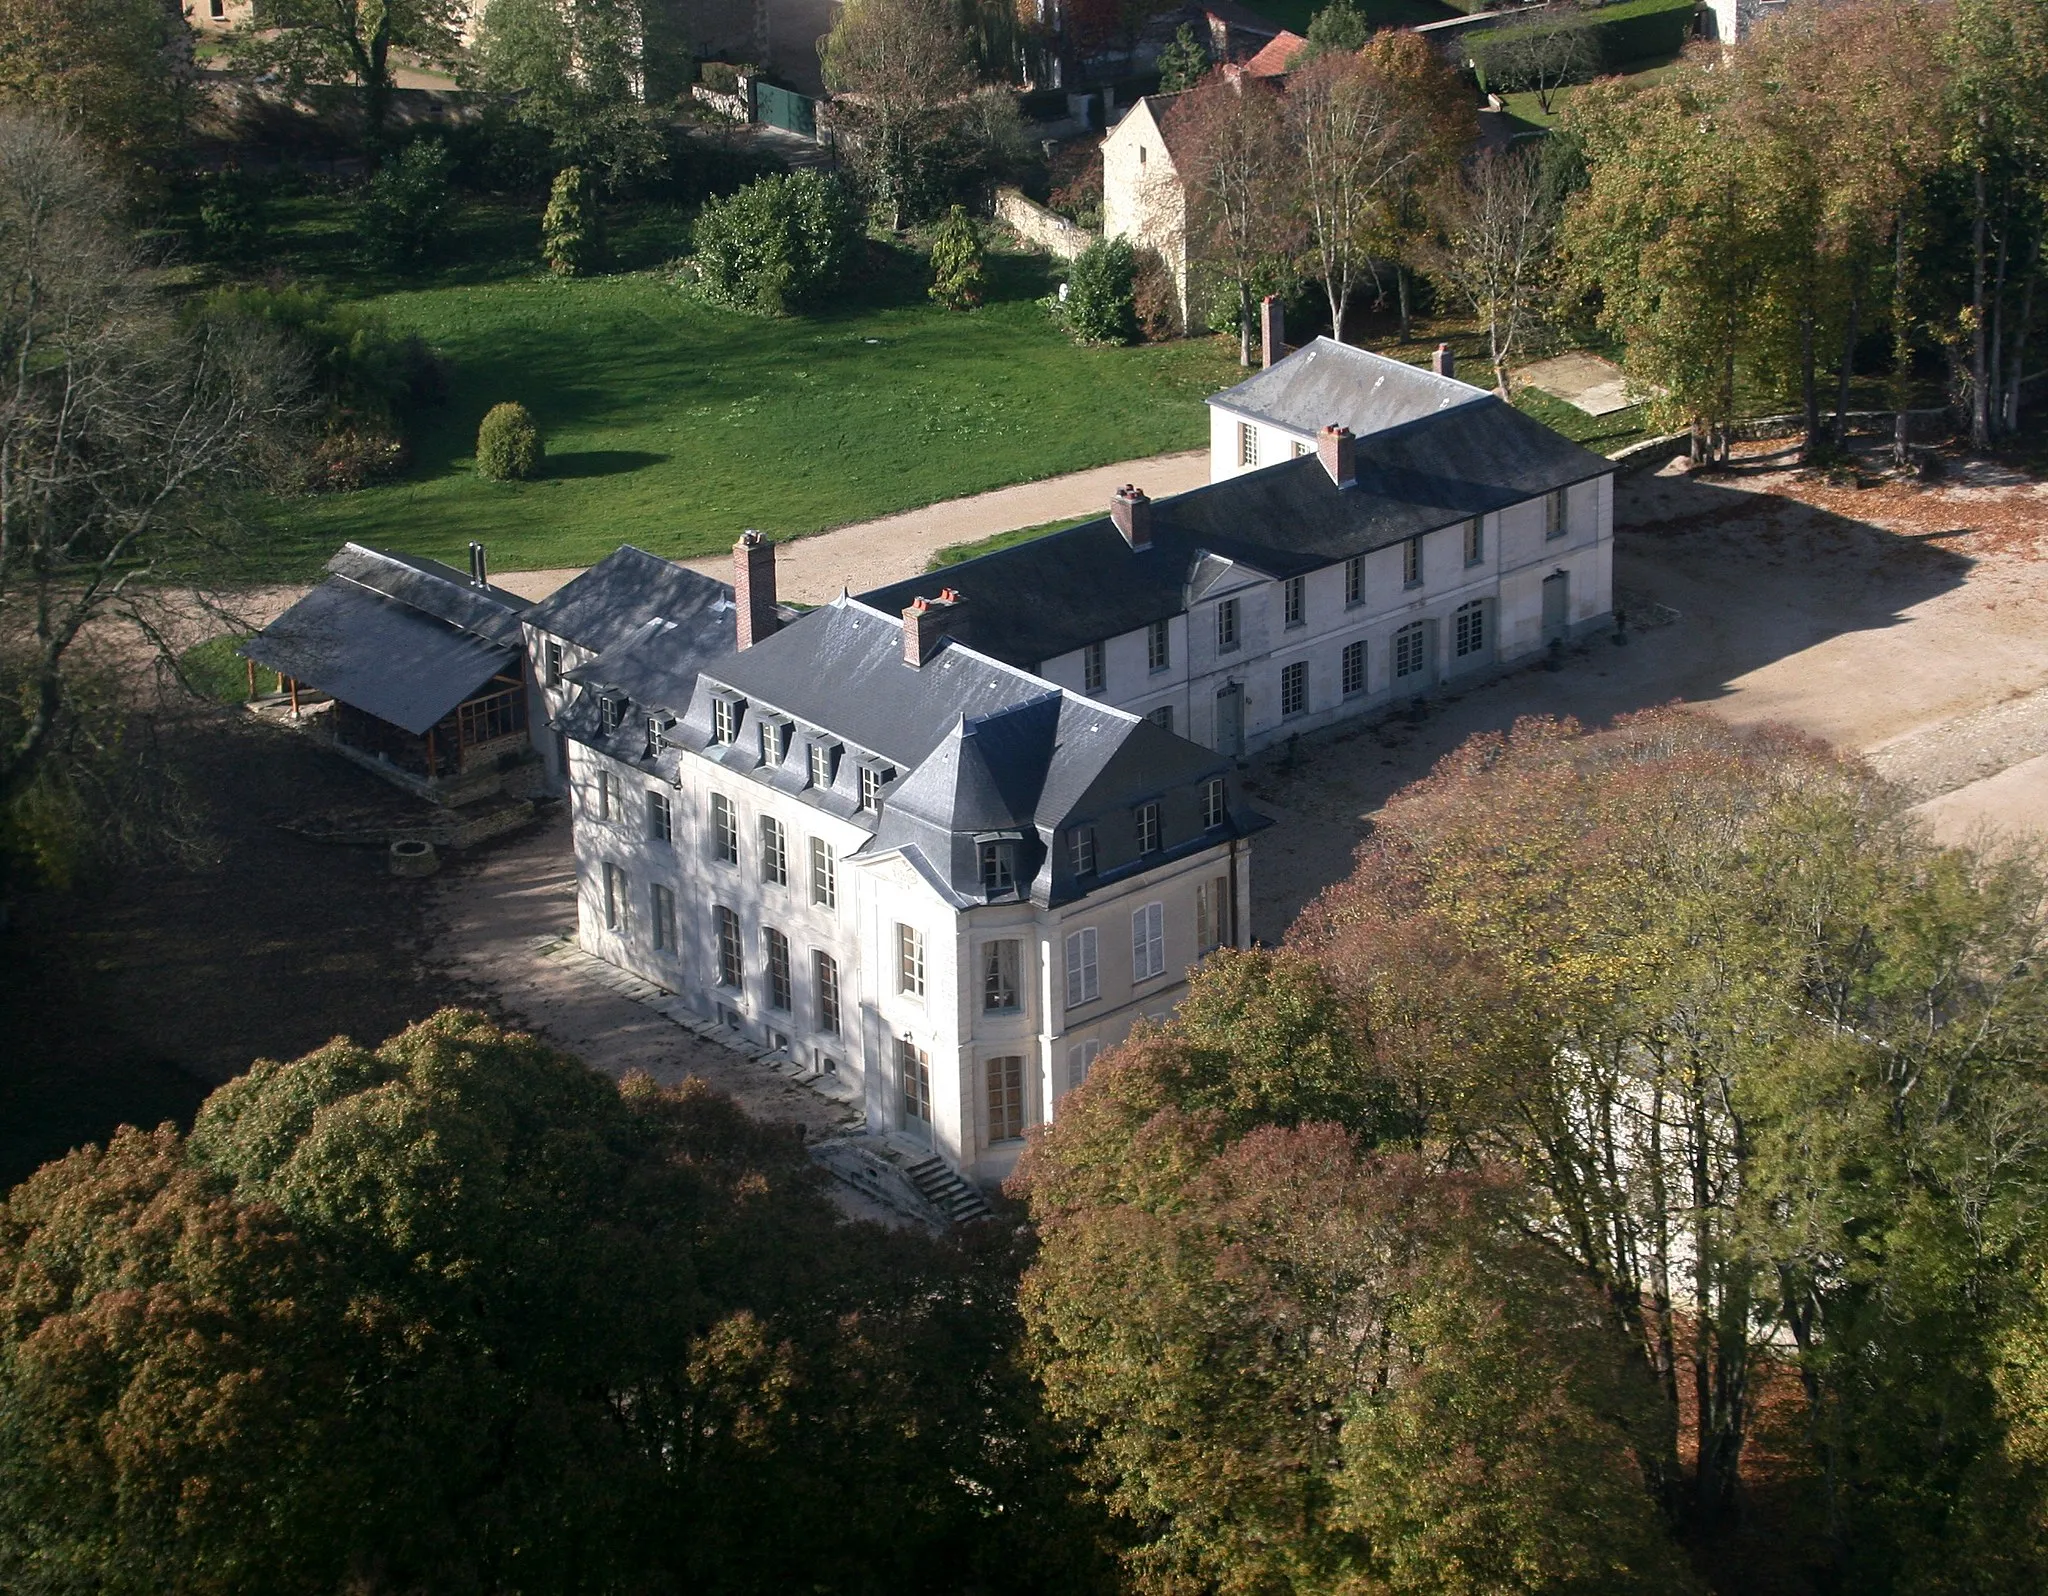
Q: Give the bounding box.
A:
[493,448,1211,606]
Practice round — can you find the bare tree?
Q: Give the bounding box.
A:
[1418,144,1560,395]
[1288,32,1471,344]
[822,0,974,230]
[0,113,302,819]
[1469,15,1597,119]
[1165,68,1300,366]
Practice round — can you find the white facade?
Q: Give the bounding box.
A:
[1032,473,1613,756]
[1101,97,1189,326]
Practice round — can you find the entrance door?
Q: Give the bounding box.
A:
[898,1038,933,1145]
[1542,572,1570,642]
[1215,682,1244,758]
[1392,620,1436,690]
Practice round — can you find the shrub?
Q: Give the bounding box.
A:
[476,402,543,481]
[1156,22,1210,91]
[194,165,265,261]
[361,137,455,270]
[1132,246,1182,340]
[541,165,605,275]
[1054,236,1138,345]
[689,170,862,315]
[928,205,986,309]
[1302,0,1369,57]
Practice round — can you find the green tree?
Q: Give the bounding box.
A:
[928,203,987,307]
[475,401,543,478]
[1155,22,1208,91]
[689,170,863,315]
[1056,235,1139,344]
[1301,0,1368,59]
[360,137,455,270]
[233,0,462,141]
[1468,13,1598,116]
[464,0,668,187]
[0,0,187,157]
[542,164,606,275]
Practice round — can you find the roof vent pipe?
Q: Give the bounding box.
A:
[1111,484,1153,550]
[468,542,488,588]
[1317,424,1358,490]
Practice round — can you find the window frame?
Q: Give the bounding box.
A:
[711,696,738,745]
[1394,621,1429,681]
[651,882,675,951]
[814,950,841,1035]
[1544,487,1568,540]
[1069,1038,1102,1087]
[1132,900,1165,982]
[1216,597,1240,653]
[1064,926,1100,1008]
[986,1055,1026,1144]
[983,938,1022,1013]
[1238,421,1258,468]
[1147,619,1171,673]
[1282,575,1305,629]
[808,740,839,789]
[1135,801,1161,855]
[1148,705,1173,732]
[763,927,792,1011]
[603,862,626,931]
[1464,517,1485,566]
[1403,536,1422,589]
[1068,825,1097,876]
[714,905,743,988]
[980,840,1017,897]
[647,789,672,845]
[1455,599,1488,659]
[1345,555,1364,607]
[1280,660,1307,718]
[899,1039,932,1128]
[710,792,739,865]
[545,639,563,685]
[759,813,789,885]
[1082,641,1106,695]
[1342,639,1367,697]
[1202,775,1226,830]
[809,836,837,908]
[597,767,614,822]
[897,923,926,1000]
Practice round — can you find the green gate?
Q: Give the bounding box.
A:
[752,81,817,139]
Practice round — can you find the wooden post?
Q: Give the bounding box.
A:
[288,677,299,716]
[245,657,255,700]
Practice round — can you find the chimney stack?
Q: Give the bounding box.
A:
[1317,424,1357,490]
[1261,295,1285,369]
[734,530,778,650]
[1432,343,1455,380]
[903,588,968,668]
[468,541,489,588]
[1111,483,1152,550]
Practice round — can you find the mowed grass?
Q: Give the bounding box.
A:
[256,242,1241,577]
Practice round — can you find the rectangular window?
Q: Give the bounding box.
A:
[711,697,738,745]
[1135,801,1160,855]
[599,695,624,735]
[1216,598,1239,653]
[809,836,836,908]
[1197,876,1231,953]
[711,793,738,864]
[809,741,838,789]
[647,790,672,844]
[603,862,626,931]
[1394,622,1429,680]
[1148,705,1174,732]
[648,716,670,755]
[1068,825,1096,876]
[763,927,792,1011]
[1132,901,1165,982]
[545,640,563,684]
[597,767,614,821]
[1345,555,1364,607]
[1082,641,1106,694]
[1342,639,1366,696]
[987,1055,1026,1143]
[759,718,790,765]
[899,1039,932,1127]
[1238,421,1258,468]
[1292,440,1311,458]
[651,883,675,951]
[1464,517,1485,566]
[1545,487,1568,539]
[859,764,891,813]
[1148,619,1170,672]
[1283,575,1304,629]
[983,939,1021,1012]
[815,950,841,1035]
[1069,1038,1102,1087]
[1403,537,1422,588]
[759,814,788,886]
[1202,775,1226,830]
[897,923,925,999]
[980,841,1016,897]
[714,905,742,987]
[1455,600,1488,659]
[1064,926,1099,1008]
[1281,660,1306,718]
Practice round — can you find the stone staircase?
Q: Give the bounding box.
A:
[902,1152,993,1224]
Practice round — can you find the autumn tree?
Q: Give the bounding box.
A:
[822,0,974,229]
[1419,142,1561,395]
[1468,12,1597,118]
[231,0,463,141]
[0,0,188,158]
[1164,68,1300,365]
[1289,30,1470,345]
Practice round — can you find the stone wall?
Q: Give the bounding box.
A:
[994,187,1093,262]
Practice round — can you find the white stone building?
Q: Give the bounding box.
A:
[1100,93,1191,326]
[860,335,1615,758]
[560,567,1264,1186]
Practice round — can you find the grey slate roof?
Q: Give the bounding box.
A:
[560,597,1263,907]
[523,544,755,659]
[859,391,1612,669]
[1206,336,1490,437]
[241,544,530,736]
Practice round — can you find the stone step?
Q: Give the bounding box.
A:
[902,1154,993,1223]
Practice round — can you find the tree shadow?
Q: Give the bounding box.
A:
[545,450,668,480]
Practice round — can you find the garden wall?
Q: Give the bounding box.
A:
[995,187,1093,261]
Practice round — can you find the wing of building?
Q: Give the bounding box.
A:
[558,555,1267,1185]
[859,336,1616,758]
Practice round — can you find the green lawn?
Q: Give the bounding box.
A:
[928,513,1097,571]
[244,218,1240,578]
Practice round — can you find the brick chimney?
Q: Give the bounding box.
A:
[1261,296,1286,369]
[1317,424,1357,489]
[734,530,778,650]
[1111,484,1152,550]
[1432,343,1455,380]
[903,588,968,668]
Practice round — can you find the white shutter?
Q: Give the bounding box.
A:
[1065,927,1098,1008]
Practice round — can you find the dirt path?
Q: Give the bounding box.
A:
[493,447,1212,606]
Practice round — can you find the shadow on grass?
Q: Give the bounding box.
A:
[546,449,668,479]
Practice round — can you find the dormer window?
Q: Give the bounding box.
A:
[1136,801,1161,855]
[859,762,896,814]
[646,714,675,756]
[599,694,628,735]
[808,739,841,789]
[710,694,744,745]
[1202,775,1226,829]
[758,715,792,765]
[980,840,1017,897]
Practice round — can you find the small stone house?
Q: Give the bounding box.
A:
[561,540,1266,1185]
[242,543,546,803]
[1100,92,1191,327]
